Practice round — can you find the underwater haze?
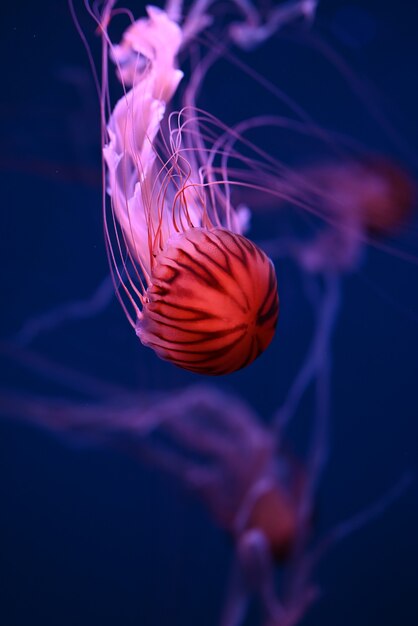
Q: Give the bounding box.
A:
[1,1,418,626]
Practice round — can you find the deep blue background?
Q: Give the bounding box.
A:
[1,2,418,626]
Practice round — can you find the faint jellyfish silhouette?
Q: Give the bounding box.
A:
[0,377,410,626]
[249,153,416,426]
[0,382,301,626]
[288,156,416,275]
[151,388,409,626]
[132,385,310,626]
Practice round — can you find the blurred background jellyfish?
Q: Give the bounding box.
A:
[0,363,411,626]
[1,1,418,626]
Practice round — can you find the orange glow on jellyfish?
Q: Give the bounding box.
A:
[101,6,279,375]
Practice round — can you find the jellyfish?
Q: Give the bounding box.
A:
[0,365,410,626]
[282,156,416,275]
[92,1,291,375]
[0,381,311,625]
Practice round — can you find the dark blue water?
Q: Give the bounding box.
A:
[1,2,417,626]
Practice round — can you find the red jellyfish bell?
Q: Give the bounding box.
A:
[137,228,279,375]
